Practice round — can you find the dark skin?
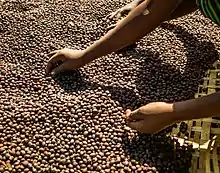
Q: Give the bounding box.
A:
[106,0,197,31]
[107,0,197,22]
[46,0,220,134]
[46,0,197,75]
[166,0,198,20]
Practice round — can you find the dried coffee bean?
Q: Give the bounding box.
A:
[1,0,217,172]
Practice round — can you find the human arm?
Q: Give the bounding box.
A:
[126,92,220,133]
[82,0,182,64]
[173,92,220,121]
[46,0,182,75]
[107,0,145,21]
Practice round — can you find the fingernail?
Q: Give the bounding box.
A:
[125,109,130,115]
[125,110,132,120]
[51,71,55,76]
[130,109,139,115]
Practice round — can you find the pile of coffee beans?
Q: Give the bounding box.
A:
[0,0,219,172]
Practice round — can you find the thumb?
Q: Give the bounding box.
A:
[51,60,71,76]
[127,108,146,120]
[127,120,144,132]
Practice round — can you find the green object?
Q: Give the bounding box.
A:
[197,0,220,25]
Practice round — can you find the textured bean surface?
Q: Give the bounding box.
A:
[0,0,219,173]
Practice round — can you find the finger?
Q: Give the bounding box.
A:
[115,11,122,20]
[46,53,66,74]
[129,108,146,120]
[108,11,117,19]
[109,10,121,20]
[105,11,117,21]
[127,120,156,134]
[51,60,72,76]
[48,50,60,56]
[127,120,144,132]
[125,109,132,120]
[46,53,59,75]
[121,8,131,17]
[105,12,113,20]
[106,24,116,32]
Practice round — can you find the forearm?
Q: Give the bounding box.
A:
[82,0,182,64]
[173,92,220,122]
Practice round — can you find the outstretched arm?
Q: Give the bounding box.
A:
[47,0,182,75]
[174,92,220,121]
[82,0,182,64]
[107,0,145,20]
[125,92,220,134]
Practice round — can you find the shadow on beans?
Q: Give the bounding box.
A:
[121,132,193,173]
[51,23,218,173]
[52,69,193,172]
[117,23,218,172]
[52,70,142,110]
[41,20,218,173]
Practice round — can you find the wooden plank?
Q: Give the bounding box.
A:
[208,70,217,94]
[194,120,202,144]
[211,128,220,135]
[198,151,206,171]
[212,136,220,173]
[188,120,194,141]
[201,119,211,144]
[205,150,211,173]
[191,157,198,173]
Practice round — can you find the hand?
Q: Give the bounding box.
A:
[46,48,86,76]
[105,0,143,33]
[125,102,176,134]
[107,0,144,21]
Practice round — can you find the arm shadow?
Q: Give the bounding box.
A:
[133,22,219,104]
[118,23,218,172]
[51,22,218,172]
[120,132,193,172]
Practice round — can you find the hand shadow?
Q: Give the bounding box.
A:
[52,23,218,173]
[130,22,219,104]
[52,69,89,92]
[121,132,193,173]
[52,22,219,124]
[116,23,218,172]
[51,53,194,172]
[159,22,219,99]
[52,69,142,110]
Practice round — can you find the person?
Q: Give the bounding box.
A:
[46,0,220,134]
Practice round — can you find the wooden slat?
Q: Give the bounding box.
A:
[199,152,206,171]
[188,120,194,141]
[211,128,220,135]
[201,119,211,144]
[194,120,202,145]
[205,150,211,173]
[191,157,198,173]
[212,136,220,173]
[208,70,217,94]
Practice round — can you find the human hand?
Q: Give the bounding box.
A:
[107,0,144,21]
[46,48,86,76]
[125,102,176,134]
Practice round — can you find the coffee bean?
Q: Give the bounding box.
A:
[1,0,217,172]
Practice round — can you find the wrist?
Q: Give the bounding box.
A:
[172,99,200,122]
[165,103,179,123]
[81,48,94,65]
[81,40,102,64]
